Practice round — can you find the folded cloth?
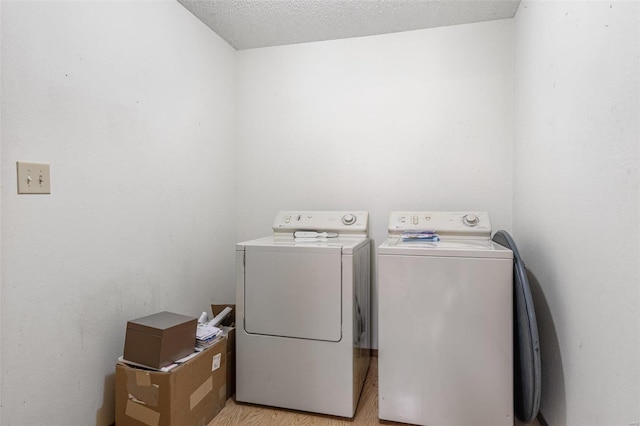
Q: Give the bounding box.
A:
[402,230,440,241]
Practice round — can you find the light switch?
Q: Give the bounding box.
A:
[17,162,51,194]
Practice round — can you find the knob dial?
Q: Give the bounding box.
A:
[342,214,356,225]
[463,214,479,227]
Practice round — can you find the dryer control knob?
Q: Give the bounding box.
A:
[342,214,356,225]
[463,214,479,227]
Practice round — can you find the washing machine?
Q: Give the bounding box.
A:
[236,211,371,417]
[378,211,513,426]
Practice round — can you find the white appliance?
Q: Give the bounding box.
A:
[236,211,371,417]
[378,211,513,426]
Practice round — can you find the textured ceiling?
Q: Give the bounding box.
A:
[178,0,521,50]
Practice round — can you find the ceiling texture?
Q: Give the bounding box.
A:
[178,0,521,50]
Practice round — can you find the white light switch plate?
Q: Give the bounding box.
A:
[17,162,51,194]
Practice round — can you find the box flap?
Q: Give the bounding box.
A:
[211,304,235,326]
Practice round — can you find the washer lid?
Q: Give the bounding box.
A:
[492,230,541,423]
[378,237,512,259]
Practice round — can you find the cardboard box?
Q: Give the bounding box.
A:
[116,338,227,426]
[221,327,235,400]
[124,311,197,369]
[211,305,235,399]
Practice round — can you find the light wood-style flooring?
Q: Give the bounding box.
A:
[208,357,540,426]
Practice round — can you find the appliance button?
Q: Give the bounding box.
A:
[463,214,479,227]
[342,214,356,225]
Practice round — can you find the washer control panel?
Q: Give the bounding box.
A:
[388,211,491,238]
[273,211,368,236]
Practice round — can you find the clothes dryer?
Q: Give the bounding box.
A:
[378,211,513,426]
[236,211,371,417]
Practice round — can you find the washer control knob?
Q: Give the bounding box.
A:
[463,214,479,227]
[342,214,357,225]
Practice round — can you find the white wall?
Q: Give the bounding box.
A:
[0,1,236,425]
[0,0,3,419]
[236,19,514,348]
[514,1,640,425]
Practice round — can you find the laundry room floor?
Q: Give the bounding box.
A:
[208,357,541,426]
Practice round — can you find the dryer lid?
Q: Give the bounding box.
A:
[492,230,541,423]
